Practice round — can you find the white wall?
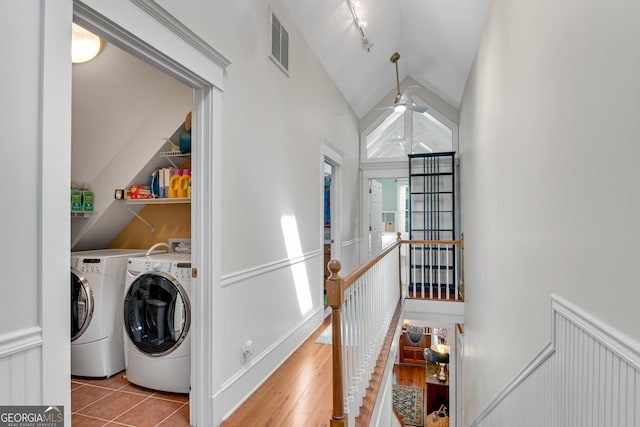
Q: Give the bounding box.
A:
[154,0,362,421]
[0,0,73,418]
[1,0,41,338]
[459,0,640,424]
[156,0,360,273]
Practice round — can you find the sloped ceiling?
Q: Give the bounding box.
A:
[71,41,192,251]
[281,0,490,117]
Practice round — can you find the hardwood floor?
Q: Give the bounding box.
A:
[221,303,415,427]
[221,316,334,427]
[393,364,427,427]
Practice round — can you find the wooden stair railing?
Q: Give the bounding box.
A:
[327,236,402,426]
[327,234,465,425]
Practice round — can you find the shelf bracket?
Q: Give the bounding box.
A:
[122,204,155,232]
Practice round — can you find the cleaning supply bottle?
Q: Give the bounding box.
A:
[169,169,182,198]
[81,183,94,212]
[71,181,82,212]
[178,169,190,198]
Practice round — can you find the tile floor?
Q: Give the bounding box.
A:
[71,371,189,426]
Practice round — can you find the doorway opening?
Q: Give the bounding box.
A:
[323,161,333,308]
[65,3,227,424]
[367,177,409,257]
[70,20,194,422]
[320,140,343,312]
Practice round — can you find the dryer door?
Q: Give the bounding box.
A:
[71,268,94,342]
[124,272,191,357]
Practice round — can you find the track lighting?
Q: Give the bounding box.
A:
[346,0,373,52]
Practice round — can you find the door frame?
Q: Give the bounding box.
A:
[43,2,228,424]
[320,140,343,273]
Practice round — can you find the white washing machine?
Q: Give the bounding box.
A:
[123,252,191,393]
[70,249,147,377]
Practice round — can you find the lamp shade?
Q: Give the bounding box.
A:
[430,344,450,364]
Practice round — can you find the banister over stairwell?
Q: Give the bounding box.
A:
[327,234,464,426]
[327,236,402,426]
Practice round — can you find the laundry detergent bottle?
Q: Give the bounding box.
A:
[71,181,82,212]
[168,169,182,198]
[81,182,94,212]
[178,169,190,198]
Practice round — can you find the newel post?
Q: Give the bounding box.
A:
[326,259,346,427]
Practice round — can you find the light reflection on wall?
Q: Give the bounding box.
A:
[280,215,313,315]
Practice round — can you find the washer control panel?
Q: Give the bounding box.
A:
[77,258,103,274]
[127,254,191,281]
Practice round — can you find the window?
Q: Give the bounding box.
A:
[363,97,456,162]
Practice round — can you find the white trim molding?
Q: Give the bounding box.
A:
[0,327,42,359]
[471,294,640,427]
[130,0,231,69]
[221,249,323,288]
[0,327,43,405]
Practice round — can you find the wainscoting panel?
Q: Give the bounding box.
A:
[471,295,640,427]
[215,250,324,422]
[0,327,43,404]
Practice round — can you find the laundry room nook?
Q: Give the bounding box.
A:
[70,26,194,426]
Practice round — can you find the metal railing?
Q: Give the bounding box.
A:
[403,234,464,301]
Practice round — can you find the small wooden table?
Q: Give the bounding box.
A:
[425,361,449,414]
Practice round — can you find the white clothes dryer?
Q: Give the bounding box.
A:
[70,249,147,377]
[123,252,191,393]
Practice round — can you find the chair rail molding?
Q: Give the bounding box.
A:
[0,327,42,359]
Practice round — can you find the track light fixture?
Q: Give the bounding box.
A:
[346,0,373,52]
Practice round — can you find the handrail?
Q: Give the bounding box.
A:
[342,235,401,288]
[327,238,402,426]
[327,233,465,425]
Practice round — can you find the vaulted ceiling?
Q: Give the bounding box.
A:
[282,0,491,118]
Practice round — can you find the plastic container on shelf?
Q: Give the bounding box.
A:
[71,181,82,212]
[81,183,94,212]
[178,170,190,198]
[168,169,182,198]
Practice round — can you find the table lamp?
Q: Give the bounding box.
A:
[430,344,450,382]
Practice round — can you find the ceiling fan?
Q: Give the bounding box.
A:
[389,52,427,114]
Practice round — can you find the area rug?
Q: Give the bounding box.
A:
[314,325,332,344]
[392,384,424,426]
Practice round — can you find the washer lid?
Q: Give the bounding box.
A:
[123,272,190,357]
[70,268,94,342]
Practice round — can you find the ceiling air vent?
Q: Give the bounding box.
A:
[269,7,289,76]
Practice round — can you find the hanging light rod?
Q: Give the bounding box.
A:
[346,0,373,52]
